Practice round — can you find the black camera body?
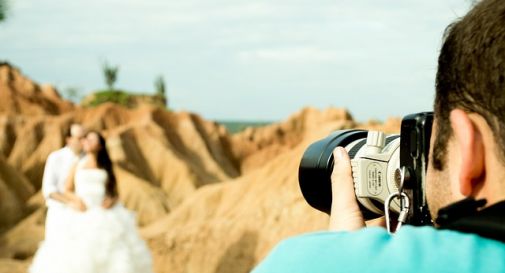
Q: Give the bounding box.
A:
[399,112,433,225]
[298,112,433,226]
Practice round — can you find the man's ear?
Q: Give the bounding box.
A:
[450,109,485,196]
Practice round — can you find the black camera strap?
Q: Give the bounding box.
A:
[437,198,505,243]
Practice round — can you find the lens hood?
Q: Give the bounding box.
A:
[298,130,367,214]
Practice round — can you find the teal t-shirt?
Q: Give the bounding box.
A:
[252,226,505,273]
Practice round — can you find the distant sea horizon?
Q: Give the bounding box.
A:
[215,120,273,134]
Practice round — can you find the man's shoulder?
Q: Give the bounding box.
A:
[253,227,505,273]
[47,147,69,160]
[279,225,505,247]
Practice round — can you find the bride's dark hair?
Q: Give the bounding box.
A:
[89,131,118,198]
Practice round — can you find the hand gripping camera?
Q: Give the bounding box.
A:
[298,112,433,228]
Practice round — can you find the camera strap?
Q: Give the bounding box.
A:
[385,192,410,234]
[385,166,412,234]
[437,198,505,243]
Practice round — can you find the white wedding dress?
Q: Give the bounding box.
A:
[30,164,153,273]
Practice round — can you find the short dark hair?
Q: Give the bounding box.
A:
[64,126,73,139]
[433,0,505,170]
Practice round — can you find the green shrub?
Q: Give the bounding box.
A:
[84,90,169,110]
[87,90,132,107]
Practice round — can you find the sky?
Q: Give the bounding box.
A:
[0,0,472,121]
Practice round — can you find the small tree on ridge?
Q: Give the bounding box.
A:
[103,62,119,91]
[154,75,167,107]
[0,0,8,22]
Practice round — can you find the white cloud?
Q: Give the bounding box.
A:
[0,0,473,120]
[238,47,358,63]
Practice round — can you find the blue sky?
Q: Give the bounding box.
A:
[0,0,471,121]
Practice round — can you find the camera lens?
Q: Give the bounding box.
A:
[298,130,368,215]
[299,112,433,225]
[299,129,400,220]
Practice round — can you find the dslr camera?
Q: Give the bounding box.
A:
[298,112,433,226]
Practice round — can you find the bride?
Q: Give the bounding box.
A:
[30,131,153,273]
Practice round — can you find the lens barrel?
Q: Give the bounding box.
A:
[298,130,367,215]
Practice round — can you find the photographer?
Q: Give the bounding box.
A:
[253,0,505,272]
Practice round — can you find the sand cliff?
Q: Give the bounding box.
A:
[0,63,400,273]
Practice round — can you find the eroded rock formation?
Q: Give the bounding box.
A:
[0,63,401,273]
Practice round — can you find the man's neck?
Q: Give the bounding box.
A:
[65,146,81,156]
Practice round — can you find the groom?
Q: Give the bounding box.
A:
[41,123,86,241]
